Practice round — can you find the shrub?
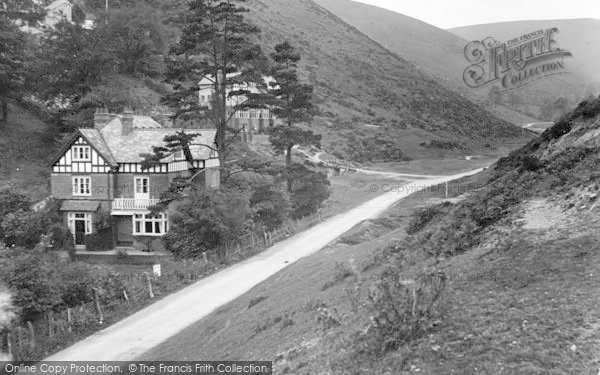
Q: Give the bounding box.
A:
[356,270,446,355]
[289,164,331,219]
[58,263,97,307]
[48,223,74,252]
[165,188,251,258]
[0,209,45,249]
[0,248,64,320]
[84,228,114,251]
[406,202,454,235]
[521,155,543,171]
[250,186,291,230]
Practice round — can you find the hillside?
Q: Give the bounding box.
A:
[245,0,530,160]
[1,0,532,200]
[450,18,600,82]
[141,96,600,373]
[312,0,599,122]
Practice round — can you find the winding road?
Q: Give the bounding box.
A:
[45,168,483,361]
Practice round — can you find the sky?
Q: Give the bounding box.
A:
[353,0,600,29]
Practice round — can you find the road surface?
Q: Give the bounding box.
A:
[45,168,483,361]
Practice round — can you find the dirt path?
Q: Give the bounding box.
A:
[45,169,483,361]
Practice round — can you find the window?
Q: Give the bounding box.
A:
[133,213,169,236]
[135,177,149,195]
[173,149,184,160]
[250,109,258,118]
[72,146,90,161]
[72,176,91,196]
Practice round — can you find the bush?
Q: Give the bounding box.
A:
[165,188,251,258]
[250,186,291,230]
[48,223,74,252]
[356,270,446,355]
[0,248,64,320]
[406,202,454,235]
[84,228,114,251]
[59,263,97,307]
[521,154,543,171]
[289,164,331,219]
[0,209,45,249]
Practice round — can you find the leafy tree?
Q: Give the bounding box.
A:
[101,6,167,75]
[268,42,320,192]
[288,164,331,219]
[164,188,251,258]
[34,20,113,102]
[0,0,44,123]
[161,0,265,177]
[0,248,63,319]
[250,186,290,230]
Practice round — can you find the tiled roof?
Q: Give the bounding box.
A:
[80,115,217,163]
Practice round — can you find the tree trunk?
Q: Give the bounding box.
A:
[0,98,7,123]
[286,144,293,193]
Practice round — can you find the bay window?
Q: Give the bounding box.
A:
[133,213,169,236]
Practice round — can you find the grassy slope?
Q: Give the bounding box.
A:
[246,0,531,161]
[142,103,600,373]
[450,18,600,82]
[313,0,596,125]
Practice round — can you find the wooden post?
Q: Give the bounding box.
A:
[445,181,449,199]
[6,332,12,358]
[145,273,154,299]
[123,290,129,303]
[67,308,72,333]
[92,288,104,324]
[202,252,208,264]
[48,312,53,338]
[27,321,35,350]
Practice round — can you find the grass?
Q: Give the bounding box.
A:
[139,163,600,374]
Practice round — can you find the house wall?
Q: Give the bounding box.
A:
[51,174,113,201]
[113,174,170,199]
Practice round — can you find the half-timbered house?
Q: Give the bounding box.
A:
[49,109,219,250]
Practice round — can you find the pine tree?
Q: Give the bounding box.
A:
[268,42,320,192]
[160,0,265,180]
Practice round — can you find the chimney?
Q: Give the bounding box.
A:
[122,107,134,136]
[94,106,113,129]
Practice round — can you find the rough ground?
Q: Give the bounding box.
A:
[140,176,600,374]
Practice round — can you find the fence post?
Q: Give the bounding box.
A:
[145,273,155,299]
[6,332,12,358]
[67,308,72,333]
[27,321,35,350]
[47,312,53,338]
[92,288,104,324]
[202,252,208,264]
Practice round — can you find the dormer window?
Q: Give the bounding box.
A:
[72,146,91,161]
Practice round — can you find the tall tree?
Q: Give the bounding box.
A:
[34,20,112,103]
[268,42,320,192]
[0,0,44,123]
[160,0,265,179]
[101,6,167,75]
